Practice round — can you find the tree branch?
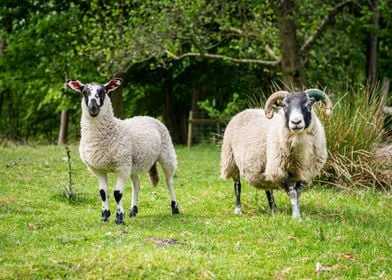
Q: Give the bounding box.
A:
[265,44,280,61]
[223,27,281,61]
[165,50,281,66]
[301,0,353,54]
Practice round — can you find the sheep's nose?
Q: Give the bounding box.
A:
[291,119,302,125]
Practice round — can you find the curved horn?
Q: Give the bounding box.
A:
[305,89,333,117]
[264,90,289,119]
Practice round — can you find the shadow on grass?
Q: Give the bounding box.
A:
[50,191,97,205]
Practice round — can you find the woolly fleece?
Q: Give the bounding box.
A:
[79,96,176,175]
[221,108,327,188]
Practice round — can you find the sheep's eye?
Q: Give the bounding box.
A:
[305,100,313,111]
[279,99,288,106]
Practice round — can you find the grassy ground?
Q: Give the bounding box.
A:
[0,144,390,279]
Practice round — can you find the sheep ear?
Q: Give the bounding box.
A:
[67,80,84,93]
[105,78,122,93]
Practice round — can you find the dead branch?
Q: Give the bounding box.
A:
[301,0,353,54]
[165,50,281,66]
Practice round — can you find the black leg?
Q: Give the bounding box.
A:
[114,190,125,225]
[171,200,180,214]
[100,189,110,221]
[101,209,111,222]
[265,190,278,214]
[129,206,138,217]
[234,180,242,215]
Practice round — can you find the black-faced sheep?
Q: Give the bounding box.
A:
[67,79,179,224]
[221,89,332,219]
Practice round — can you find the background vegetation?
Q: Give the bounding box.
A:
[0,0,391,144]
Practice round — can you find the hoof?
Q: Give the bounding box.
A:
[292,209,301,220]
[234,206,242,215]
[271,207,279,215]
[115,212,125,225]
[171,201,180,214]
[101,209,111,222]
[129,206,138,217]
[292,215,301,221]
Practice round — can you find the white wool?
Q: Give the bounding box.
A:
[221,108,327,188]
[79,96,176,175]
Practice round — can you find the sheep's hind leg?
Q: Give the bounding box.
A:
[265,190,278,214]
[283,177,301,220]
[295,182,305,208]
[129,175,139,217]
[161,163,180,214]
[113,168,130,224]
[234,179,242,215]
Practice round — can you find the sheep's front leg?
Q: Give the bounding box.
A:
[92,170,110,222]
[129,175,139,217]
[114,168,131,224]
[283,177,301,220]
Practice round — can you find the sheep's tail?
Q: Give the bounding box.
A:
[220,141,238,180]
[149,162,160,187]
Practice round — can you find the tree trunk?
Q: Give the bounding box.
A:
[8,92,18,141]
[366,0,379,99]
[275,0,305,89]
[0,91,3,118]
[110,88,124,118]
[163,72,181,143]
[0,37,4,119]
[57,110,69,145]
[382,77,391,115]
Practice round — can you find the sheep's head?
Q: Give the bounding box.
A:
[264,89,332,132]
[66,79,122,117]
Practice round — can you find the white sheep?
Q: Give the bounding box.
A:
[67,78,179,224]
[221,89,332,219]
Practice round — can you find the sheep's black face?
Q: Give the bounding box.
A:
[282,92,314,132]
[81,84,106,117]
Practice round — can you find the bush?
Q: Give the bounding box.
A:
[319,85,392,190]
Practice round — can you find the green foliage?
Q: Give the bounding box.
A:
[198,93,247,120]
[1,0,392,144]
[0,145,391,278]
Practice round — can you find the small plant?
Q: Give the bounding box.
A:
[62,145,79,201]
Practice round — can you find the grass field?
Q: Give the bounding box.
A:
[0,144,391,279]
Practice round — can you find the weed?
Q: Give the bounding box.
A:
[55,145,88,203]
[63,145,77,200]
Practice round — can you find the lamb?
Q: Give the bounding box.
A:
[67,78,179,224]
[220,89,332,219]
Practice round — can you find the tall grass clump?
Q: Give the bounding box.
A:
[319,85,391,190]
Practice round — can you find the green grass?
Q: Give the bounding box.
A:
[0,144,391,279]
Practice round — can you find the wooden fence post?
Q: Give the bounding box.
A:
[187,111,193,148]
